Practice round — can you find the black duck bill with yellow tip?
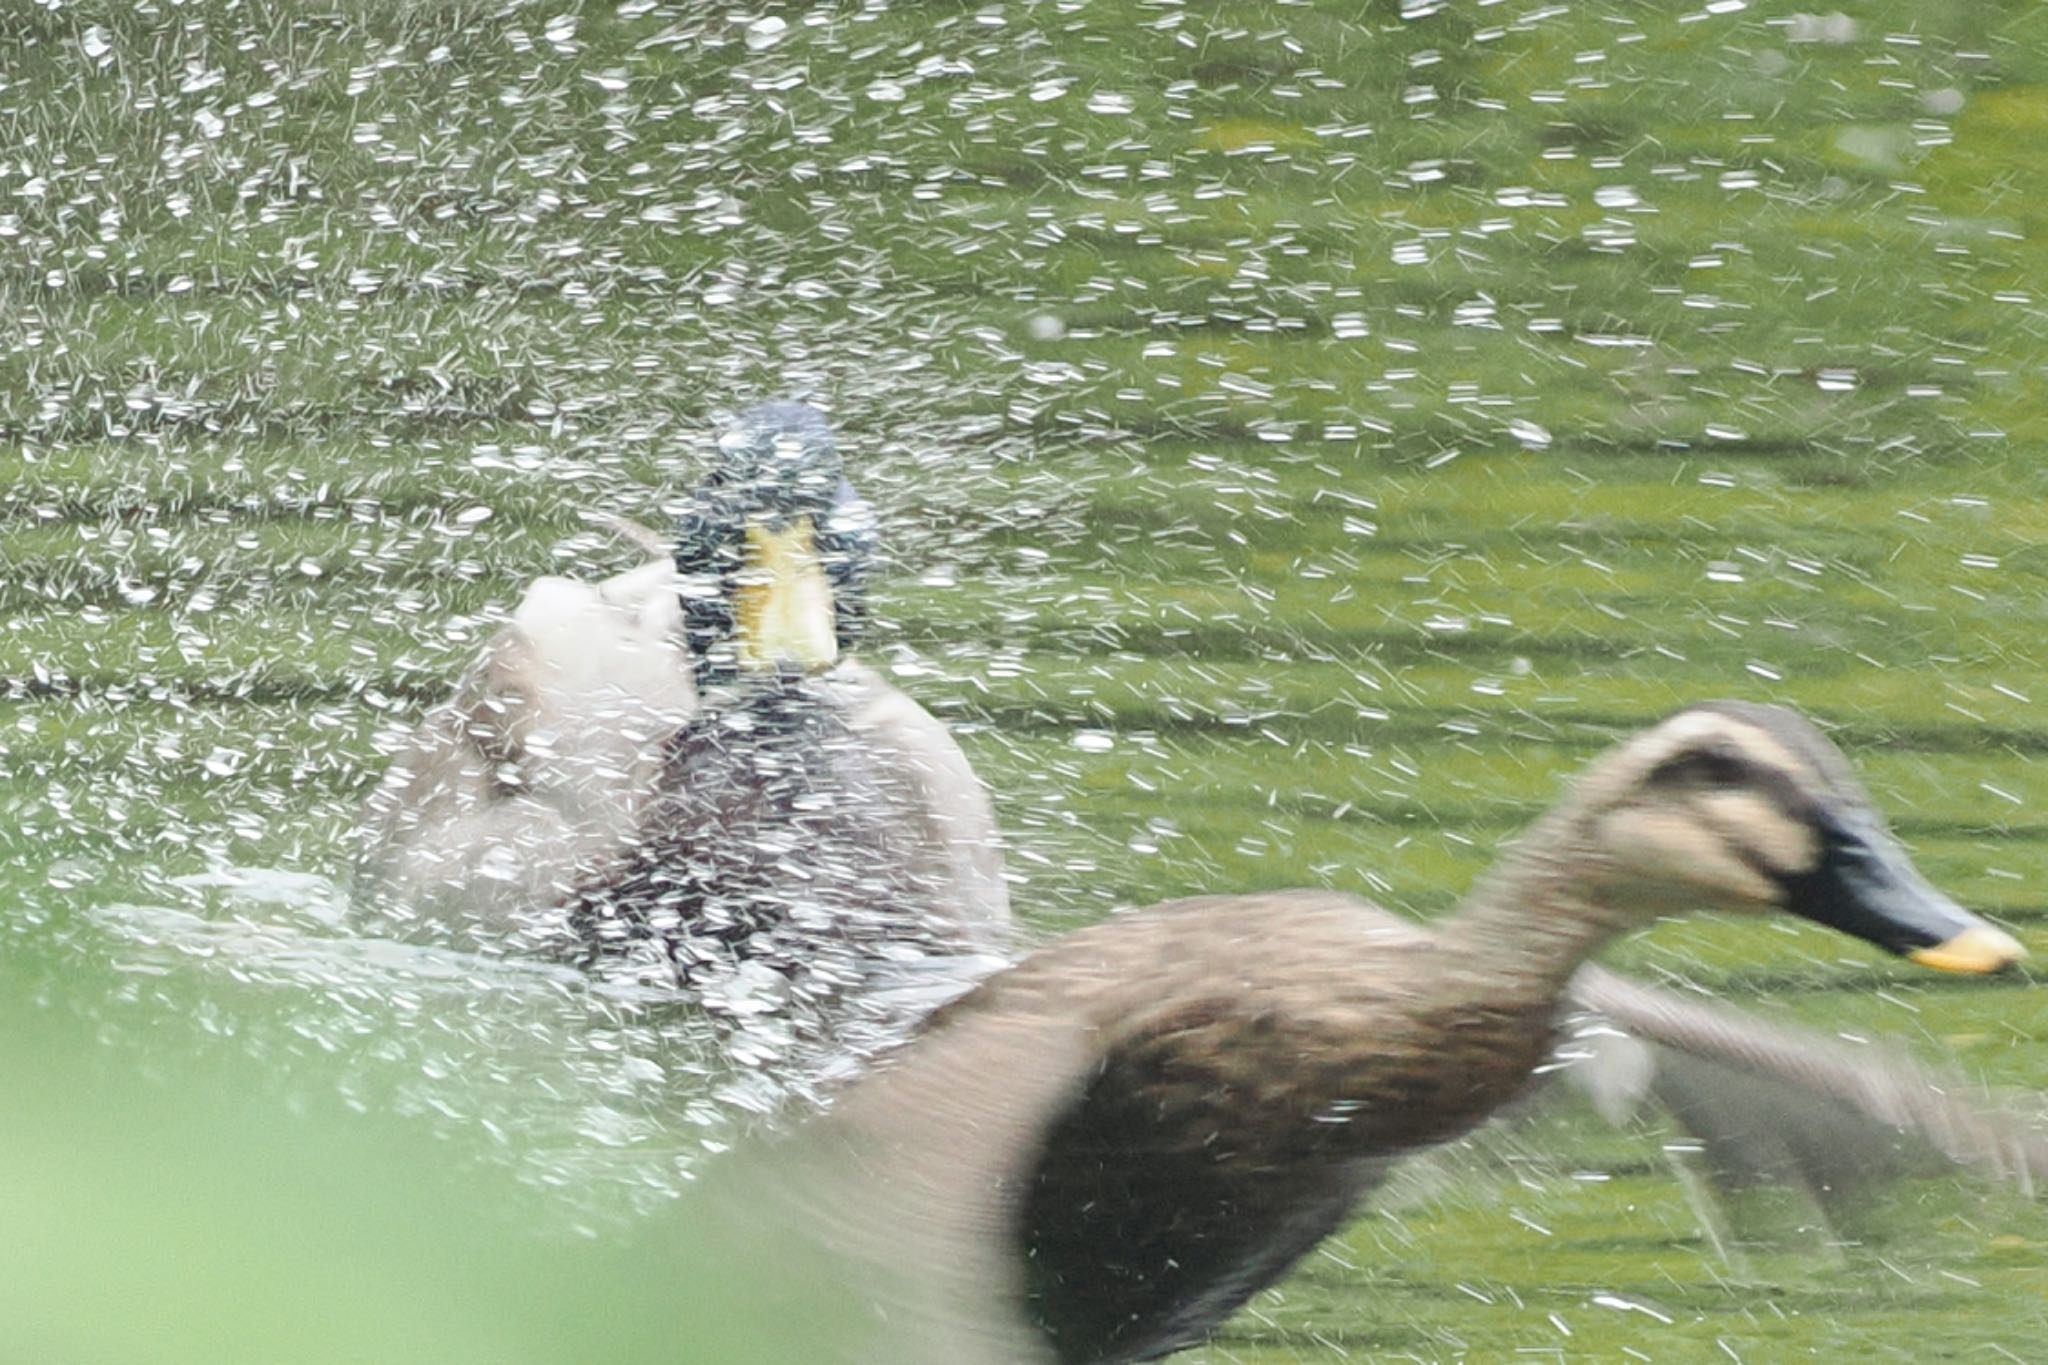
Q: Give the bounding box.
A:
[1789,803,2021,972]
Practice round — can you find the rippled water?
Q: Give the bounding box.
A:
[11,1,2048,1359]
[77,864,1002,1229]
[88,869,718,1216]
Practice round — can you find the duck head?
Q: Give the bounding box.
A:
[673,402,879,686]
[1569,701,2024,974]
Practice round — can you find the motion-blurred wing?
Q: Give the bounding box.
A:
[1563,963,2048,1200]
[781,998,1093,1365]
[354,543,696,938]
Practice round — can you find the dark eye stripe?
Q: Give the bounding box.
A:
[1744,761,1821,824]
[1654,733,1818,809]
[1647,744,1757,790]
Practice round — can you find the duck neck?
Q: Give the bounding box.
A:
[1432,807,1639,999]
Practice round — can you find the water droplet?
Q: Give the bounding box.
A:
[1787,12,1859,45]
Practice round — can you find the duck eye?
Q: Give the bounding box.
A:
[1700,749,1750,785]
[1651,746,1752,789]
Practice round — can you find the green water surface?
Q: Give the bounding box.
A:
[6,2,2048,1360]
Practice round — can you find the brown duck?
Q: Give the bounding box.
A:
[799,701,2031,1365]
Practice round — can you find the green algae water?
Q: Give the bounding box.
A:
[6,2,2048,1359]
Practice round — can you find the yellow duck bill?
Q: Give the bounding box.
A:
[1910,922,2028,975]
[732,516,839,673]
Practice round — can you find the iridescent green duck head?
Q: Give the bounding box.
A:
[673,402,879,687]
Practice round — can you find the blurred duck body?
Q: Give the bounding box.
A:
[808,702,2030,1365]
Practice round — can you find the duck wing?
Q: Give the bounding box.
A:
[811,955,1370,1365]
[353,558,695,938]
[809,891,1436,1365]
[827,662,1013,949]
[786,986,1091,1365]
[1563,964,2048,1199]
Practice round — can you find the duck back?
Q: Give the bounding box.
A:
[567,676,993,1055]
